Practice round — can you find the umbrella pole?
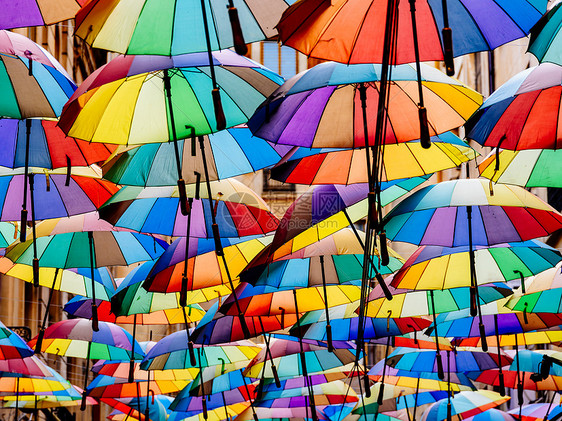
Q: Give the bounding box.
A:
[240,366,259,421]
[407,0,432,149]
[128,313,138,383]
[258,316,280,388]
[180,197,194,307]
[467,205,488,352]
[163,70,190,217]
[198,347,208,420]
[413,375,420,421]
[221,391,230,421]
[543,390,556,421]
[182,306,197,366]
[377,335,391,405]
[429,291,445,380]
[87,231,99,332]
[145,332,152,421]
[343,209,392,300]
[28,173,39,287]
[81,341,92,411]
[227,0,248,55]
[14,376,19,421]
[293,289,318,421]
[319,255,333,352]
[198,135,251,338]
[20,119,32,242]
[35,268,60,353]
[515,334,524,414]
[199,0,226,130]
[447,350,451,421]
[494,315,506,396]
[441,0,455,76]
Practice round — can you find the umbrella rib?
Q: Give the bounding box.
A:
[345,0,378,66]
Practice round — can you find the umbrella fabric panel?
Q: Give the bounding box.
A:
[0,0,81,29]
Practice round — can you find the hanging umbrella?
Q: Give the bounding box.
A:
[385,348,512,375]
[98,179,279,237]
[464,409,515,421]
[478,149,562,189]
[102,126,288,186]
[454,331,562,348]
[0,0,81,29]
[86,375,190,398]
[383,179,562,247]
[388,241,561,291]
[58,50,282,144]
[421,391,510,421]
[188,369,258,397]
[528,2,562,65]
[101,395,171,421]
[270,132,477,185]
[248,61,482,148]
[140,333,261,371]
[241,178,429,285]
[508,403,562,421]
[0,355,58,377]
[169,384,255,414]
[466,63,562,150]
[0,118,114,170]
[0,321,33,359]
[276,0,545,67]
[169,402,251,421]
[504,263,562,313]
[75,0,289,56]
[143,235,272,294]
[1,388,97,409]
[0,52,76,120]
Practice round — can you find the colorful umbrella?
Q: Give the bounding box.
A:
[0,222,17,248]
[140,333,261,371]
[383,179,562,247]
[99,179,279,237]
[75,0,289,56]
[464,409,515,421]
[0,321,33,359]
[0,30,71,76]
[277,0,546,66]
[0,118,114,170]
[508,403,562,421]
[86,375,190,398]
[59,50,282,143]
[248,61,482,148]
[528,2,562,65]
[0,52,76,119]
[271,132,477,185]
[0,0,81,29]
[388,241,561,291]
[466,63,562,150]
[478,149,562,189]
[102,126,287,186]
[420,391,510,421]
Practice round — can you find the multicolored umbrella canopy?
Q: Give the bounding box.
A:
[383,179,562,247]
[2,388,97,409]
[271,133,477,185]
[0,222,17,248]
[0,174,118,222]
[99,179,279,237]
[420,391,510,421]
[0,52,76,119]
[0,0,81,29]
[0,321,34,359]
[0,118,114,169]
[366,282,513,318]
[102,126,288,186]
[168,384,255,413]
[276,0,546,65]
[388,241,561,290]
[385,348,512,374]
[478,149,562,188]
[141,333,261,371]
[464,408,515,421]
[144,235,272,294]
[5,230,166,269]
[0,30,71,76]
[528,2,562,65]
[466,63,562,150]
[455,330,562,348]
[29,319,144,360]
[59,50,283,143]
[242,177,429,279]
[243,339,357,379]
[508,403,562,421]
[101,395,171,421]
[248,61,482,148]
[74,0,289,55]
[86,375,190,398]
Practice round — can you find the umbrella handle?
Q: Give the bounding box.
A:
[498,370,506,396]
[378,231,390,267]
[80,390,88,411]
[91,301,99,332]
[436,352,445,380]
[418,107,431,149]
[19,209,27,242]
[377,383,385,405]
[32,258,40,288]
[478,323,488,352]
[326,324,333,352]
[227,0,248,55]
[188,341,197,367]
[271,365,281,389]
[517,382,524,405]
[202,396,208,420]
[447,402,452,421]
[178,178,189,216]
[442,28,454,76]
[212,89,226,131]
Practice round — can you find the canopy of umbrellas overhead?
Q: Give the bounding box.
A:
[1,0,562,421]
